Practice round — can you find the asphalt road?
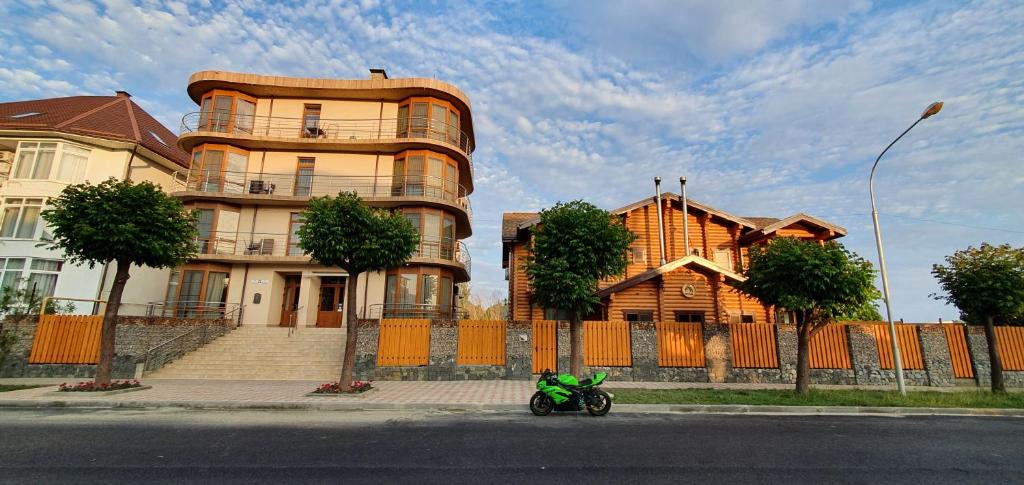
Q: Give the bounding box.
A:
[0,409,1020,484]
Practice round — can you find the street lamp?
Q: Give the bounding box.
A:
[869,101,943,397]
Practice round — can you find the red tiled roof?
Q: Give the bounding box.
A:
[0,94,189,167]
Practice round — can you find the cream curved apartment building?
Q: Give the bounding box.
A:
[169,69,474,327]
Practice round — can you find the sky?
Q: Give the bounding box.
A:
[1,0,1021,321]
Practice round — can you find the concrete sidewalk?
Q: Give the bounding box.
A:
[1,378,1021,416]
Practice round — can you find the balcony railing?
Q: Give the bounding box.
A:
[181,112,473,160]
[194,232,470,272]
[173,171,471,218]
[144,300,242,320]
[367,303,467,320]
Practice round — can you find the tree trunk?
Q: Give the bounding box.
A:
[338,271,361,391]
[795,311,811,395]
[95,260,130,385]
[985,315,1005,393]
[569,313,583,376]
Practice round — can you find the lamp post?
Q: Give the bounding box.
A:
[870,101,943,397]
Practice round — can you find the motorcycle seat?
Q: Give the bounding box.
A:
[578,378,592,387]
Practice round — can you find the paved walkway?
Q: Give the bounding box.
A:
[0,378,1001,409]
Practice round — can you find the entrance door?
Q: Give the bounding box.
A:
[316,276,346,328]
[279,275,301,327]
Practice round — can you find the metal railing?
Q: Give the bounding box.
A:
[172,171,471,218]
[142,324,232,373]
[193,232,470,271]
[144,301,242,320]
[180,112,474,160]
[368,303,468,320]
[286,305,303,337]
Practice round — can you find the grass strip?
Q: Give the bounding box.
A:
[606,388,1024,408]
[0,385,47,393]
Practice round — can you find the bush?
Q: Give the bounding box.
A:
[58,380,142,392]
[312,381,373,394]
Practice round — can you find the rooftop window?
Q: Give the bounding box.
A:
[149,130,167,146]
[9,112,41,119]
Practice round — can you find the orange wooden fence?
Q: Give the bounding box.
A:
[656,322,705,367]
[730,323,779,369]
[809,325,851,369]
[532,321,557,373]
[28,314,103,364]
[869,324,925,370]
[584,321,632,367]
[377,319,431,366]
[995,326,1024,371]
[943,325,975,378]
[457,320,506,365]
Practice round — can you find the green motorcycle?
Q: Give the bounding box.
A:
[530,369,612,416]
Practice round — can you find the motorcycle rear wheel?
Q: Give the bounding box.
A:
[530,391,554,416]
[586,390,612,416]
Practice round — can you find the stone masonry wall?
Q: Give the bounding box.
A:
[0,317,232,379]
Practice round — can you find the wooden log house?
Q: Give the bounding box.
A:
[502,193,846,324]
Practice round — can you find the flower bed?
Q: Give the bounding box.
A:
[58,380,143,392]
[311,381,373,394]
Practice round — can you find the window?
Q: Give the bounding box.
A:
[398,97,461,144]
[674,311,705,323]
[189,204,239,255]
[10,112,41,119]
[0,257,61,299]
[629,246,646,264]
[302,104,322,138]
[0,258,25,295]
[713,249,734,271]
[55,145,89,182]
[402,208,456,260]
[391,150,459,201]
[294,158,315,196]
[544,308,571,321]
[287,212,304,256]
[0,198,44,239]
[624,310,654,322]
[189,145,250,193]
[166,265,231,318]
[729,312,755,324]
[12,142,56,180]
[27,259,61,297]
[383,268,455,318]
[197,90,257,135]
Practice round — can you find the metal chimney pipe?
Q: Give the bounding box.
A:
[680,177,690,257]
[654,177,667,265]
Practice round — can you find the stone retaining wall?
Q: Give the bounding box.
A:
[0,316,233,379]
[349,320,1024,387]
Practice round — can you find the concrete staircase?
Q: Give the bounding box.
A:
[147,326,346,381]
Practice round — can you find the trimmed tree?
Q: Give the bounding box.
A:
[524,200,636,376]
[932,243,1024,393]
[739,238,876,394]
[296,192,418,391]
[41,179,198,385]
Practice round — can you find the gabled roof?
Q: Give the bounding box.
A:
[739,212,847,243]
[0,93,189,167]
[597,256,746,298]
[611,192,757,229]
[502,212,538,241]
[741,216,781,229]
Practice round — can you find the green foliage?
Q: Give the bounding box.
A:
[0,279,75,320]
[740,238,877,325]
[838,299,884,321]
[0,325,16,366]
[295,192,419,273]
[40,178,198,268]
[525,200,636,319]
[932,243,1024,325]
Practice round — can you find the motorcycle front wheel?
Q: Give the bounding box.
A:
[586,389,612,416]
[530,391,554,416]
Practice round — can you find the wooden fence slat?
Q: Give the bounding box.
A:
[996,326,1024,371]
[456,320,506,365]
[377,319,430,366]
[655,322,704,367]
[531,321,556,373]
[584,321,631,367]
[943,325,974,378]
[809,325,851,369]
[27,315,103,365]
[728,324,778,369]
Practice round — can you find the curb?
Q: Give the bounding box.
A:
[0,399,1022,416]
